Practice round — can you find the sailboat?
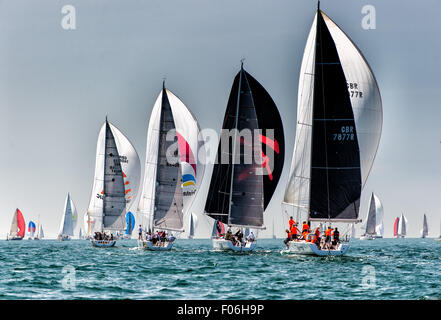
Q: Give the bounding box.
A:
[204,63,285,252]
[58,193,76,241]
[38,225,44,240]
[137,83,205,251]
[281,3,382,256]
[420,213,428,238]
[7,209,26,240]
[78,228,83,240]
[360,193,384,240]
[123,211,135,239]
[27,221,36,240]
[188,213,197,239]
[87,118,141,247]
[394,213,408,238]
[33,215,41,240]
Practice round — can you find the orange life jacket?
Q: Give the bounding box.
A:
[302,223,309,232]
[290,226,298,235]
[289,219,295,229]
[325,229,332,237]
[315,228,320,237]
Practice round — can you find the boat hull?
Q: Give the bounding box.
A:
[360,234,375,240]
[434,238,441,242]
[90,239,116,247]
[139,240,174,251]
[7,236,23,241]
[212,238,256,252]
[286,240,350,256]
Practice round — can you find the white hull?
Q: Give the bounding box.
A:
[434,237,441,242]
[91,239,116,247]
[58,235,71,241]
[360,234,375,240]
[212,238,257,252]
[138,240,174,251]
[7,236,23,241]
[286,240,350,256]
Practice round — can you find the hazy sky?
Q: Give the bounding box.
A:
[0,0,440,238]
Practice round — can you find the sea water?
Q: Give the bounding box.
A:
[0,238,439,300]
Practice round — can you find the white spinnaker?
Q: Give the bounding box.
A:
[167,89,206,235]
[376,222,384,237]
[282,14,317,224]
[137,88,205,233]
[59,193,74,236]
[109,123,141,213]
[323,12,383,188]
[86,121,141,233]
[39,225,44,239]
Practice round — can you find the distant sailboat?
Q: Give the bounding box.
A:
[87,118,141,247]
[282,2,382,256]
[78,228,83,240]
[204,63,285,252]
[38,225,44,240]
[421,213,428,238]
[188,213,197,239]
[58,193,75,241]
[7,209,26,241]
[28,221,36,240]
[33,215,41,240]
[137,83,205,251]
[394,213,407,238]
[360,193,384,240]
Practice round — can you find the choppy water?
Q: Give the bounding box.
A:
[0,238,440,300]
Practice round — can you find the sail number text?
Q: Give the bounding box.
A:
[347,82,363,98]
[333,126,355,141]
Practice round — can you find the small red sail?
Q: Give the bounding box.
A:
[16,209,25,238]
[393,217,399,237]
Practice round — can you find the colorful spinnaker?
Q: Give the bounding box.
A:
[8,208,25,240]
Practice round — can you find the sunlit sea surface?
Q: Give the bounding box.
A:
[0,238,440,300]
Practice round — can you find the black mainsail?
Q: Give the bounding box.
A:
[310,9,362,221]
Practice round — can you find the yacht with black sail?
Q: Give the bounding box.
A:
[204,62,285,252]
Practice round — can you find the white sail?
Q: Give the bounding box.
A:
[282,14,317,224]
[323,13,383,187]
[79,228,83,239]
[59,193,75,237]
[39,225,44,239]
[86,120,141,233]
[283,9,382,223]
[398,213,408,236]
[375,222,384,238]
[137,87,205,232]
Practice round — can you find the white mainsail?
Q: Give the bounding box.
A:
[39,225,44,239]
[282,7,382,224]
[59,193,75,237]
[86,119,141,233]
[362,193,384,236]
[137,85,205,233]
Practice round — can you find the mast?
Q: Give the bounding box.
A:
[102,119,108,233]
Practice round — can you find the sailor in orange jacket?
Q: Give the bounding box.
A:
[290,224,298,240]
[288,217,296,230]
[325,226,333,245]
